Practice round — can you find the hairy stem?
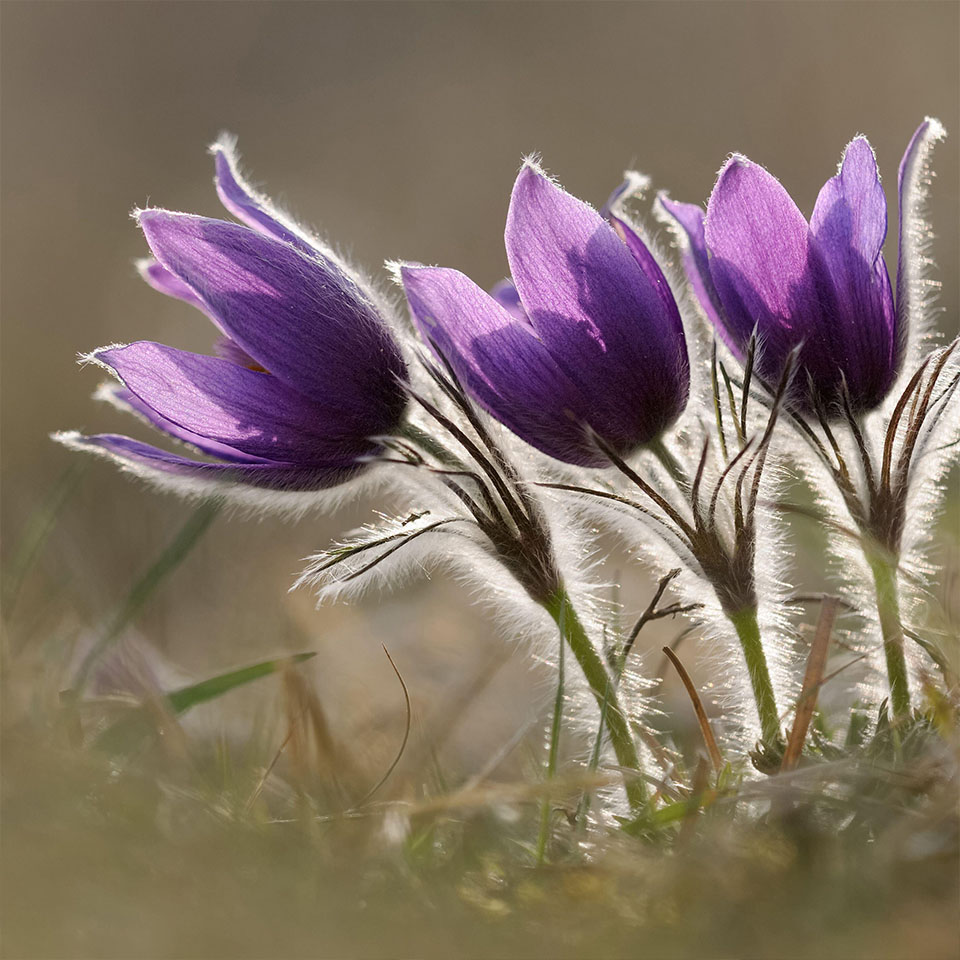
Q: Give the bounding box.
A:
[648,437,688,491]
[866,551,911,720]
[728,605,780,745]
[544,588,646,811]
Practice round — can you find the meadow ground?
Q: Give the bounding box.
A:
[2,473,958,959]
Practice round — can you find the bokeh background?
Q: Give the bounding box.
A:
[4,0,959,759]
[3,3,959,956]
[3,0,959,836]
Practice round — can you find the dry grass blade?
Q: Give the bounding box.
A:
[786,593,856,612]
[662,646,724,772]
[620,568,681,669]
[283,667,352,804]
[781,595,839,773]
[245,728,294,814]
[460,716,538,793]
[140,685,191,765]
[353,645,412,807]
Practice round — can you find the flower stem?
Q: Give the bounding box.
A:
[543,587,646,811]
[866,551,911,720]
[728,605,780,745]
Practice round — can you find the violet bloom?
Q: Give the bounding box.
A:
[58,140,408,498]
[399,161,689,468]
[662,125,938,414]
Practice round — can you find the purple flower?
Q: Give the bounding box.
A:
[662,122,943,415]
[58,141,409,498]
[400,162,689,468]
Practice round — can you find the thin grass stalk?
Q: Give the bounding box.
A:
[2,462,87,625]
[74,498,221,691]
[537,600,566,864]
[575,679,610,829]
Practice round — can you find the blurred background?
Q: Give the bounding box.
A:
[3,0,959,750]
[2,3,958,956]
[3,0,959,761]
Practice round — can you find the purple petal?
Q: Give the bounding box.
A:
[658,196,730,348]
[59,432,361,492]
[401,264,612,466]
[504,165,688,439]
[704,156,836,387]
[896,118,947,338]
[811,138,887,266]
[96,341,374,463]
[607,214,685,343]
[211,138,318,257]
[101,383,272,463]
[810,137,897,407]
[137,262,266,372]
[599,171,650,221]
[489,278,528,322]
[213,336,265,370]
[137,258,209,312]
[137,210,408,434]
[705,157,815,338]
[598,178,632,221]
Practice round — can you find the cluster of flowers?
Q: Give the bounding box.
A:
[58,121,957,810]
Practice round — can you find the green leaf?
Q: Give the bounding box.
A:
[94,652,315,756]
[166,653,315,714]
[2,462,86,623]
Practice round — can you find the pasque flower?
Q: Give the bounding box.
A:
[662,128,926,414]
[57,140,408,498]
[400,160,689,467]
[663,120,953,724]
[57,144,651,808]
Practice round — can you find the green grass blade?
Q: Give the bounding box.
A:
[576,678,610,829]
[166,652,315,714]
[74,499,221,690]
[2,462,87,623]
[95,651,316,755]
[537,599,566,865]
